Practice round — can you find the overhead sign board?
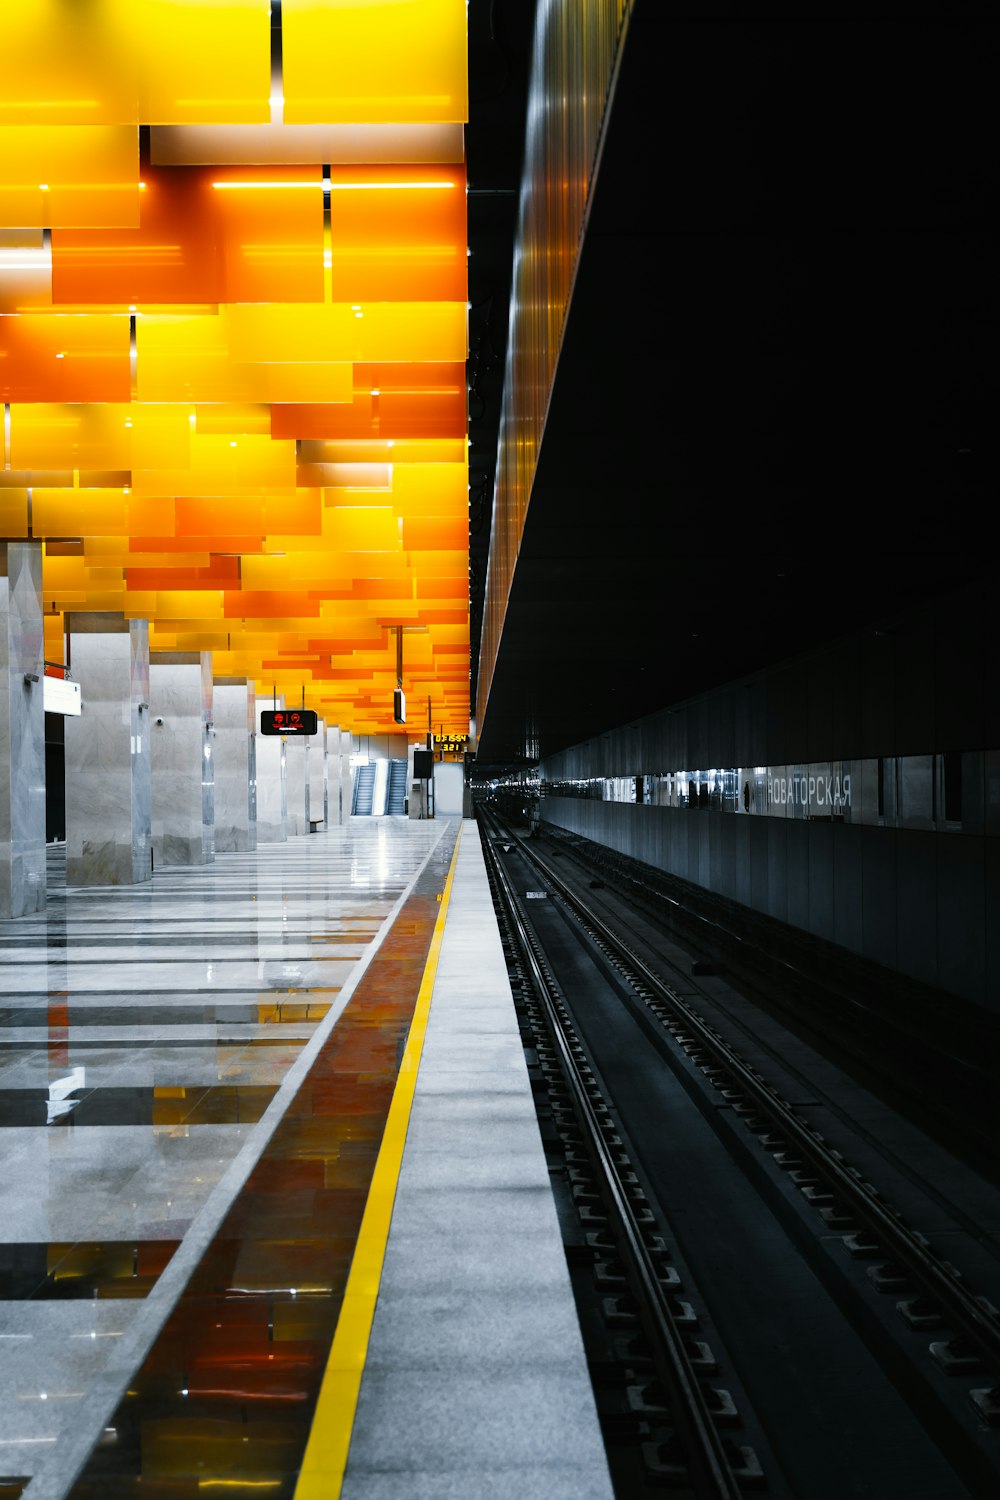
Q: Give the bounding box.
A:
[43,676,82,716]
[260,709,318,736]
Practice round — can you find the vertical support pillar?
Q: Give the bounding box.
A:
[309,718,328,830]
[326,726,340,824]
[213,678,257,852]
[336,729,353,824]
[256,697,287,843]
[65,613,151,886]
[150,652,214,867]
[0,541,46,918]
[285,735,310,835]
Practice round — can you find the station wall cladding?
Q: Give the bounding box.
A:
[539,582,997,1011]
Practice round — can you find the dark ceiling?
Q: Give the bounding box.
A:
[469,4,999,766]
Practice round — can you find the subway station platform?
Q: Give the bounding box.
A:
[0,817,611,1500]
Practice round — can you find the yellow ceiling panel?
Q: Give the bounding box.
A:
[0,1,269,126]
[136,313,357,403]
[193,404,272,436]
[0,491,30,536]
[152,591,225,619]
[224,302,467,364]
[324,507,401,551]
[33,487,129,536]
[130,405,193,468]
[282,0,467,125]
[0,126,140,229]
[135,314,257,403]
[10,404,132,471]
[131,433,297,497]
[84,536,130,559]
[388,462,468,517]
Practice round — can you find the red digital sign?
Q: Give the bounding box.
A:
[260,709,318,736]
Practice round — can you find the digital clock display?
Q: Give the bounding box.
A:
[260,709,318,736]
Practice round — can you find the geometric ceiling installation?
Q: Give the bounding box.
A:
[1,0,470,738]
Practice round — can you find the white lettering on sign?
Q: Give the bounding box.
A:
[767,774,851,808]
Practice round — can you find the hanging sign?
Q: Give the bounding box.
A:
[260,709,318,735]
[43,676,82,716]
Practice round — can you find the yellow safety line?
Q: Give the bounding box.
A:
[294,825,464,1500]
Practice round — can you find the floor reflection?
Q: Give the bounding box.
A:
[0,1242,179,1301]
[66,827,457,1498]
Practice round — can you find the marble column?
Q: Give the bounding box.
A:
[334,729,353,825]
[309,718,328,829]
[0,542,46,918]
[150,652,214,867]
[325,726,344,825]
[256,703,287,843]
[213,678,257,852]
[65,614,152,886]
[285,735,310,836]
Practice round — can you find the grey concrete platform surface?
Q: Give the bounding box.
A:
[341,820,614,1500]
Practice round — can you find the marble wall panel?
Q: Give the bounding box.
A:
[202,654,215,860]
[285,737,310,836]
[150,655,214,867]
[309,719,328,829]
[65,619,152,886]
[0,542,46,917]
[335,729,353,826]
[212,680,257,852]
[327,726,343,825]
[256,730,287,843]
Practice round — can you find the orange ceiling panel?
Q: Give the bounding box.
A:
[53,168,219,304]
[127,558,241,590]
[271,362,466,441]
[0,313,130,402]
[402,517,467,550]
[52,166,325,306]
[326,164,466,302]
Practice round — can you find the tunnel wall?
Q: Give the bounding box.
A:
[538,582,997,1010]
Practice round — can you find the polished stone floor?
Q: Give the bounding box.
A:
[0,819,450,1499]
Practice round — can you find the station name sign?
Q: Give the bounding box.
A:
[767,773,851,809]
[260,709,318,736]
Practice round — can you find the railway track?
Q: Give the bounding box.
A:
[479,806,1000,1498]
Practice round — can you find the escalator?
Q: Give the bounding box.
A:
[386,759,407,815]
[352,762,376,815]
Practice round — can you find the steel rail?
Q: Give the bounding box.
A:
[500,815,1000,1386]
[482,825,747,1500]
